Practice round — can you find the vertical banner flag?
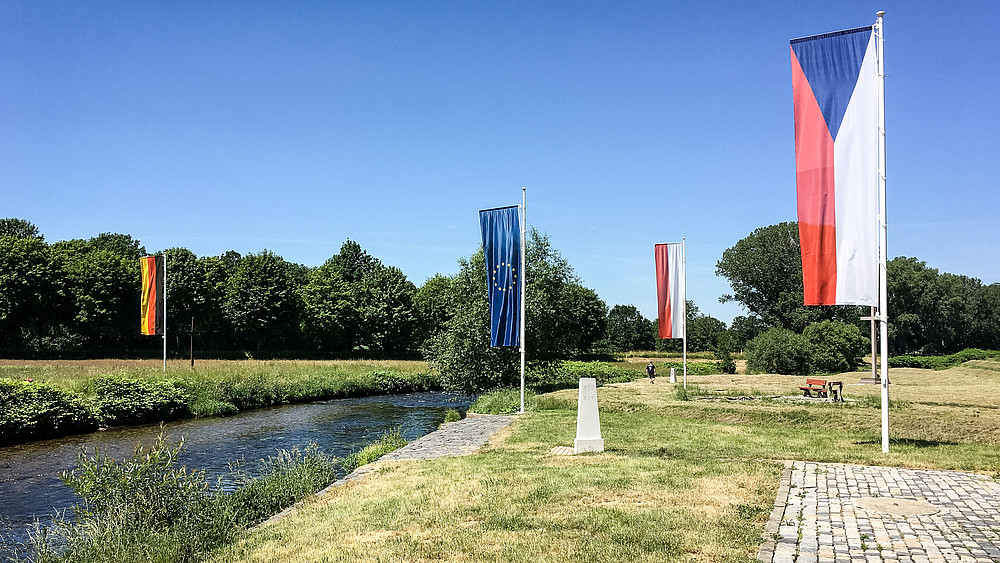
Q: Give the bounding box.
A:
[140,256,164,336]
[480,205,521,347]
[791,25,878,306]
[654,243,685,339]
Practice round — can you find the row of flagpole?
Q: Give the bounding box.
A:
[484,12,889,451]
[482,190,689,412]
[137,11,889,451]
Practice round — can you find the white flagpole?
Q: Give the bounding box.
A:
[876,11,889,453]
[163,252,168,373]
[682,237,687,389]
[519,187,527,414]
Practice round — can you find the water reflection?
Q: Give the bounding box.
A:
[0,392,469,542]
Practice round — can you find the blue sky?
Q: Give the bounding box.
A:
[3,1,998,325]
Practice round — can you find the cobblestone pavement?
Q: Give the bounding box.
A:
[334,414,515,485]
[759,461,1000,563]
[378,414,516,461]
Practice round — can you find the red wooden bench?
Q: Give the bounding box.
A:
[799,378,828,398]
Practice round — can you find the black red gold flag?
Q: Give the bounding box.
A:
[140,255,164,336]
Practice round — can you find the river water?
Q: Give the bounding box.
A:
[0,392,470,544]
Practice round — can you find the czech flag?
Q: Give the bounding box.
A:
[791,25,879,306]
[654,243,684,339]
[140,255,164,336]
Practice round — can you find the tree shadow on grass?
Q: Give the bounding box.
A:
[852,438,959,448]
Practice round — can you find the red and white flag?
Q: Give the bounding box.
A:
[654,243,685,339]
[791,25,879,306]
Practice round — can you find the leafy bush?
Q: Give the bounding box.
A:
[529,361,639,393]
[745,328,813,375]
[0,378,97,445]
[888,348,998,370]
[369,369,438,394]
[714,333,738,374]
[442,409,462,424]
[659,361,724,376]
[90,376,190,426]
[802,320,869,373]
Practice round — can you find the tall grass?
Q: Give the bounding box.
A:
[3,427,408,563]
[469,388,536,414]
[340,429,408,474]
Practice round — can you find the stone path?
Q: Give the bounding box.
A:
[326,414,515,485]
[759,461,1000,562]
[378,414,516,461]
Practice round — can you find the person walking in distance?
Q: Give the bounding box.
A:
[646,361,656,384]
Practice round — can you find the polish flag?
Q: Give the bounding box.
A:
[654,243,685,339]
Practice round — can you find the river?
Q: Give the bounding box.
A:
[0,392,470,545]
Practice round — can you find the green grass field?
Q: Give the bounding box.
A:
[0,358,431,394]
[204,358,1000,562]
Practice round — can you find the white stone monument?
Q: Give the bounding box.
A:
[574,377,604,453]
[670,367,676,384]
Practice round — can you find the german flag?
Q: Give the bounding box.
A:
[140,255,164,336]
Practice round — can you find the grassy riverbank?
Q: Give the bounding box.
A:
[0,360,438,445]
[207,358,1000,562]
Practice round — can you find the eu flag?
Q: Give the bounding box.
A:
[479,205,521,347]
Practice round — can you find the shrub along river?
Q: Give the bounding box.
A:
[0,391,470,544]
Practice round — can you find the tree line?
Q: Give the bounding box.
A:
[0,218,727,361]
[715,222,1000,356]
[3,218,994,371]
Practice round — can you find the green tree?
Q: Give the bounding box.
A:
[0,218,42,239]
[224,251,303,353]
[424,230,608,393]
[0,236,74,349]
[803,320,869,373]
[886,256,935,354]
[197,252,240,349]
[744,327,813,375]
[88,233,145,261]
[716,222,859,332]
[300,260,353,354]
[354,265,419,357]
[604,304,655,353]
[329,240,378,284]
[714,332,738,374]
[924,272,980,353]
[413,274,454,347]
[973,283,1000,350]
[162,248,223,350]
[53,237,142,351]
[423,249,513,393]
[728,314,768,350]
[523,230,606,363]
[686,314,727,352]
